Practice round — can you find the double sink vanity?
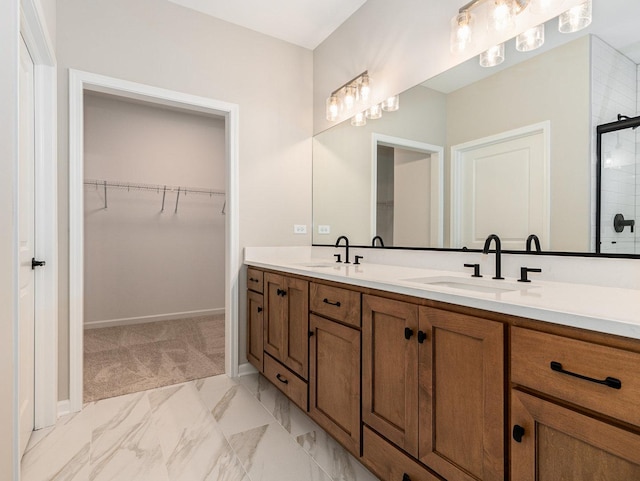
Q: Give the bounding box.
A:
[244,245,640,481]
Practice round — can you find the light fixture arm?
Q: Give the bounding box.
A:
[331,70,369,96]
[459,0,529,14]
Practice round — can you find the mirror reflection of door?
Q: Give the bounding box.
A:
[451,123,550,251]
[374,136,443,248]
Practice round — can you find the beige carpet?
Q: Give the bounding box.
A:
[83,314,225,403]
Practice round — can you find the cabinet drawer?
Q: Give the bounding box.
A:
[247,267,264,293]
[263,354,308,411]
[511,327,640,427]
[362,426,442,481]
[310,283,360,327]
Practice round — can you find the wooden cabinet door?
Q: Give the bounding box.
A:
[418,307,504,481]
[282,277,309,379]
[246,290,264,372]
[264,273,286,362]
[309,314,360,455]
[362,295,419,457]
[263,272,309,379]
[511,389,640,481]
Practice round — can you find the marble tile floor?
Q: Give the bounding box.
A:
[83,315,225,402]
[21,372,381,481]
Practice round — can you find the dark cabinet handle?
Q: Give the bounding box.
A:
[309,330,315,337]
[550,361,621,390]
[323,298,341,307]
[276,373,288,384]
[404,327,414,340]
[276,288,287,297]
[249,277,259,283]
[417,331,427,344]
[402,474,411,481]
[257,307,263,313]
[513,424,525,443]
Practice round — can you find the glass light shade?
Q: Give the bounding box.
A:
[450,11,474,54]
[479,43,505,67]
[366,104,382,120]
[381,95,400,112]
[489,0,515,32]
[529,0,564,15]
[343,85,356,111]
[516,24,545,51]
[351,111,366,127]
[325,95,339,122]
[359,74,371,102]
[558,0,592,33]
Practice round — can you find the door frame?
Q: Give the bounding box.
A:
[450,121,551,249]
[371,133,444,247]
[20,0,59,431]
[68,70,240,413]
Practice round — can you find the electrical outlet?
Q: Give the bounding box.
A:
[318,225,331,234]
[294,224,307,234]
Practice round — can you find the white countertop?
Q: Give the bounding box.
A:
[245,248,640,341]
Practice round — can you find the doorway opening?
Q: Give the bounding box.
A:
[68,70,240,413]
[82,92,228,402]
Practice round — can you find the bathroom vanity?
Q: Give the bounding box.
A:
[245,249,640,481]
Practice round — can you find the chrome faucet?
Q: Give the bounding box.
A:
[526,234,541,254]
[482,234,504,280]
[371,235,385,247]
[335,235,351,264]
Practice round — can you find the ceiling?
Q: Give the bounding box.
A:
[167,0,369,50]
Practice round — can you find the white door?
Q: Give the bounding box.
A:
[451,124,550,251]
[18,34,36,457]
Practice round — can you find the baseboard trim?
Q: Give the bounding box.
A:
[238,362,258,377]
[57,399,71,417]
[84,308,225,330]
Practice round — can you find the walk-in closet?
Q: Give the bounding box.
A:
[82,92,226,402]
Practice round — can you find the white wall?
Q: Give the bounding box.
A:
[83,93,226,326]
[57,0,313,400]
[394,149,431,246]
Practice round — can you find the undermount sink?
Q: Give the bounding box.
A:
[402,276,531,294]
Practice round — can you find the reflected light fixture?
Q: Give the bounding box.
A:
[516,23,544,51]
[558,0,592,33]
[325,70,372,122]
[451,0,593,68]
[382,95,400,112]
[480,43,505,67]
[366,104,382,120]
[351,111,367,127]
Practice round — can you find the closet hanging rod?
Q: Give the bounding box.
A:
[84,179,225,197]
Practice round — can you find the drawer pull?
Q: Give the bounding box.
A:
[402,474,411,481]
[257,307,263,313]
[323,298,341,307]
[512,424,525,443]
[404,327,414,340]
[276,373,289,384]
[276,288,287,297]
[249,277,259,283]
[550,361,622,390]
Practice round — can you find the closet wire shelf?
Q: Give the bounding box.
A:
[84,179,226,214]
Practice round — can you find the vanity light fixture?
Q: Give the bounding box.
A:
[558,0,592,33]
[516,23,545,51]
[480,43,505,67]
[366,104,382,120]
[351,111,367,127]
[325,70,372,122]
[382,95,400,112]
[452,0,592,68]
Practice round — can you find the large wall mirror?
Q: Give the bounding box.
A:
[313,2,640,256]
